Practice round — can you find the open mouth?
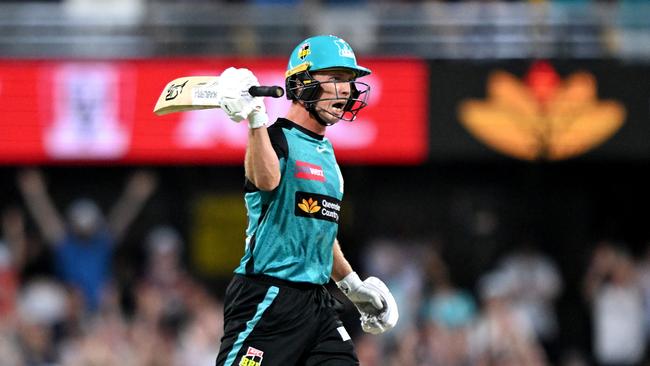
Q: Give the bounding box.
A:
[332,102,345,110]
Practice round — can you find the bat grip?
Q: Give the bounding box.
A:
[249,86,285,98]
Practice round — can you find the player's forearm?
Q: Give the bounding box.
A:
[331,239,354,282]
[245,127,280,191]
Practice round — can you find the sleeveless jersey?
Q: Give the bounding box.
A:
[234,118,344,284]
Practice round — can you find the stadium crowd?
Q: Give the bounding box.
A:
[0,169,649,366]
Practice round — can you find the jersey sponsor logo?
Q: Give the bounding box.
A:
[295,160,326,182]
[295,191,341,223]
[239,346,264,366]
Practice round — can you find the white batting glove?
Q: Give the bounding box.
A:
[358,277,399,334]
[337,272,399,334]
[217,67,269,129]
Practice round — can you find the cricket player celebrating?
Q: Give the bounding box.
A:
[214,35,398,366]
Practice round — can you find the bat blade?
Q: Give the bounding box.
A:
[153,76,221,116]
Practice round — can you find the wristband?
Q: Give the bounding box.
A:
[336,271,362,296]
[248,110,269,129]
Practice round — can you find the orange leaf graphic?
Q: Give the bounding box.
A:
[298,198,321,214]
[298,202,310,213]
[458,64,626,161]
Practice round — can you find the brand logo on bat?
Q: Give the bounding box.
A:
[193,88,218,100]
[239,347,264,366]
[295,192,340,223]
[165,80,188,101]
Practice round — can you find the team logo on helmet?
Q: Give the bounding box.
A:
[298,43,311,60]
[333,39,355,59]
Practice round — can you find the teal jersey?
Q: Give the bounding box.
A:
[235,119,344,284]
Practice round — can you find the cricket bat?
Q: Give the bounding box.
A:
[153,76,284,116]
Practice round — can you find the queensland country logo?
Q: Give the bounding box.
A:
[295,160,326,182]
[295,191,340,223]
[239,347,264,366]
[458,61,626,161]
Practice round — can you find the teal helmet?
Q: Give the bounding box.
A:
[286,35,371,79]
[285,35,371,124]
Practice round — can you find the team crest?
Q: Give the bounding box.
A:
[333,39,355,59]
[298,43,311,60]
[239,347,264,366]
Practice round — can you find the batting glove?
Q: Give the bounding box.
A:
[217,67,269,129]
[337,272,399,334]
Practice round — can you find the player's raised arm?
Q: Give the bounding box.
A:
[216,67,280,191]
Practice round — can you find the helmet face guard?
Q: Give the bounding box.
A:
[286,69,370,123]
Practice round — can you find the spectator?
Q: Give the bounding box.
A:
[141,225,195,316]
[470,271,547,366]
[175,294,223,366]
[422,248,477,365]
[0,207,26,322]
[16,278,67,365]
[584,242,645,366]
[17,169,157,313]
[635,242,650,339]
[497,240,563,360]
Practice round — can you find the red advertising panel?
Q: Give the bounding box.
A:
[0,58,427,165]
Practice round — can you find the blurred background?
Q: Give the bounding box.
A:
[1,0,650,365]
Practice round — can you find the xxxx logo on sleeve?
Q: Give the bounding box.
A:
[295,191,341,223]
[295,160,326,182]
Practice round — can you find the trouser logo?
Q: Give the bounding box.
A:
[239,347,264,366]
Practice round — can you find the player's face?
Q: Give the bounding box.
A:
[312,70,356,125]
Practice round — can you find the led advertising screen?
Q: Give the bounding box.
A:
[0,58,428,165]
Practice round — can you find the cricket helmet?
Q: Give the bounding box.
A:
[286,35,371,79]
[285,35,371,124]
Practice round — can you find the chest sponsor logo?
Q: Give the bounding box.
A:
[295,160,326,182]
[239,347,264,366]
[295,191,341,223]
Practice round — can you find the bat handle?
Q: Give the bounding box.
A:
[249,86,285,98]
